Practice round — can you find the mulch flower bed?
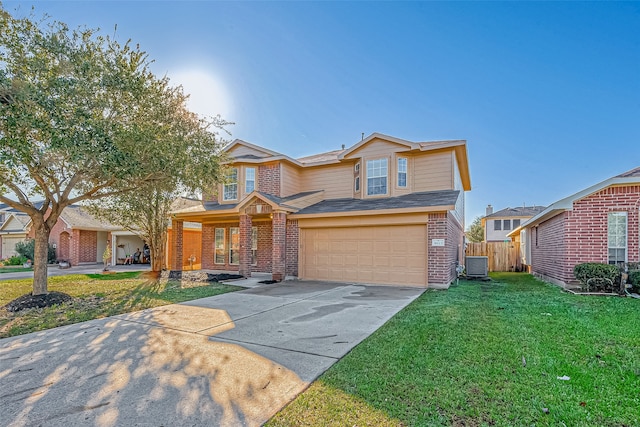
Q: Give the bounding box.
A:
[4,292,73,312]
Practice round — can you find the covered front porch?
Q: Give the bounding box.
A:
[169,193,299,281]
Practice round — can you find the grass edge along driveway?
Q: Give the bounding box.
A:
[267,273,640,427]
[0,272,242,338]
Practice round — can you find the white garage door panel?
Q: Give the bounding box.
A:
[300,225,427,286]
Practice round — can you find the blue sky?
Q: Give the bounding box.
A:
[4,1,640,225]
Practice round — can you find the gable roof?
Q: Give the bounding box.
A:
[338,133,419,159]
[0,213,31,233]
[485,206,547,219]
[59,206,119,231]
[521,166,640,229]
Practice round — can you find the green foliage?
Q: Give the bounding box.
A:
[0,6,228,291]
[628,270,640,293]
[466,216,484,243]
[2,255,27,266]
[14,239,56,264]
[573,263,621,293]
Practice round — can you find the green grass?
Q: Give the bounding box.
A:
[0,265,33,274]
[0,272,242,338]
[268,273,640,427]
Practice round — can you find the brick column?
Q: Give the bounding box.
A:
[70,229,81,266]
[239,214,253,277]
[201,224,215,270]
[170,220,184,271]
[272,212,287,281]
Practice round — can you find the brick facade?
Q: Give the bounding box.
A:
[426,212,464,287]
[258,164,281,197]
[170,220,183,270]
[285,219,299,277]
[531,184,640,286]
[239,214,253,277]
[201,224,215,269]
[271,212,287,281]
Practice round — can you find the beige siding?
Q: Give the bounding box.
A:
[345,137,411,159]
[228,145,271,159]
[300,163,354,199]
[281,163,302,197]
[413,151,454,192]
[451,151,464,227]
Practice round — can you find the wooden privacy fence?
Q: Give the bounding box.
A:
[465,242,522,272]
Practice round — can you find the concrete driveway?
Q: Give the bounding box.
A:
[0,280,424,427]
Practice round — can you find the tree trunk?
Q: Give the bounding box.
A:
[32,220,51,295]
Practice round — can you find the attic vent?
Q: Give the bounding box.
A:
[466,256,489,278]
[245,203,272,216]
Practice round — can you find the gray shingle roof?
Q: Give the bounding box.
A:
[485,206,547,218]
[616,167,640,178]
[295,190,459,215]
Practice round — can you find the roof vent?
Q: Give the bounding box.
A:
[341,144,345,150]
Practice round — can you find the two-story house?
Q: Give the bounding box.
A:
[170,133,471,288]
[482,205,546,242]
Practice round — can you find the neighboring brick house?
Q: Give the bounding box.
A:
[171,133,471,288]
[516,167,640,287]
[0,204,146,266]
[482,205,546,242]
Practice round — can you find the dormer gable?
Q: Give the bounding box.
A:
[224,139,282,160]
[338,133,418,160]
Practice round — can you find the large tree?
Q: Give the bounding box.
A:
[0,8,225,294]
[466,216,485,243]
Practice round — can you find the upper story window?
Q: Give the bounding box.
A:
[223,168,238,201]
[513,219,521,229]
[354,162,361,192]
[494,220,502,231]
[397,157,407,188]
[503,219,511,231]
[366,158,388,196]
[245,167,256,194]
[608,212,627,265]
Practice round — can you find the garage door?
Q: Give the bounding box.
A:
[2,237,24,258]
[300,225,427,286]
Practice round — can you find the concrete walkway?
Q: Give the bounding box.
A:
[0,280,424,427]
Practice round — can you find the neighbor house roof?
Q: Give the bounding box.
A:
[59,206,119,231]
[293,190,460,215]
[297,149,346,165]
[0,213,31,233]
[520,166,640,229]
[485,206,547,219]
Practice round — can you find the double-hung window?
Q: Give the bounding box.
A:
[366,158,388,196]
[608,212,627,265]
[223,168,238,201]
[397,157,407,188]
[245,167,256,194]
[214,228,225,264]
[494,220,502,231]
[229,227,240,264]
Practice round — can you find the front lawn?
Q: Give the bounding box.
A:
[0,265,33,274]
[0,272,242,338]
[268,273,640,427]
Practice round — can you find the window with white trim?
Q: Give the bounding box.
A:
[230,227,240,264]
[251,226,258,265]
[397,157,407,188]
[366,158,388,196]
[513,219,521,229]
[494,220,502,231]
[214,228,225,264]
[223,168,238,201]
[503,219,511,231]
[608,212,627,265]
[245,167,256,194]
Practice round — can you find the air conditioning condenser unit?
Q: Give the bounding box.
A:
[466,256,489,278]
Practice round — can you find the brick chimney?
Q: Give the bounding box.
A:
[486,204,493,216]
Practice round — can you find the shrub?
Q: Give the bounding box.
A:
[3,255,28,266]
[14,239,57,264]
[573,263,621,293]
[628,270,640,293]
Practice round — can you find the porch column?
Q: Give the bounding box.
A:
[239,214,253,277]
[272,211,287,281]
[170,219,184,271]
[201,224,215,270]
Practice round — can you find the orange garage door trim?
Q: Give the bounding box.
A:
[299,225,427,286]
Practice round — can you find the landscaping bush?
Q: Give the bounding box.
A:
[14,239,57,264]
[628,270,640,293]
[2,255,28,266]
[573,263,621,293]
